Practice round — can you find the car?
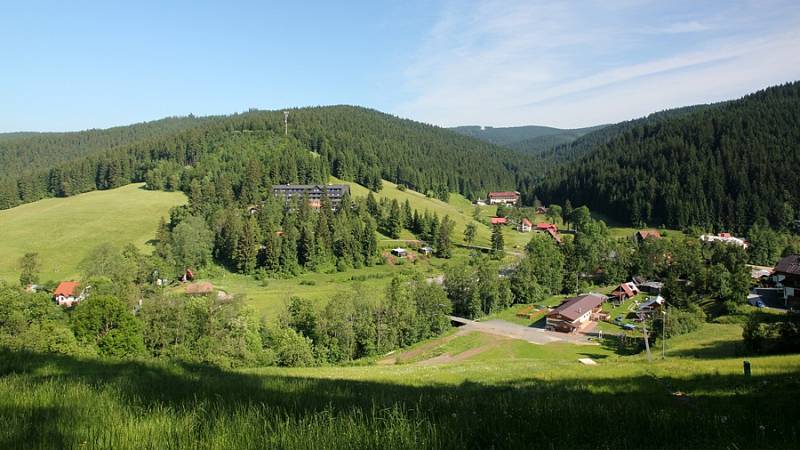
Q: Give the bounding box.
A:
[755,300,765,308]
[623,323,637,331]
[614,316,624,325]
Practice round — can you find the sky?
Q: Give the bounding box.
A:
[1,0,799,132]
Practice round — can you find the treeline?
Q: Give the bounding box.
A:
[279,279,451,365]
[2,241,454,367]
[0,116,211,181]
[0,105,543,210]
[536,82,800,232]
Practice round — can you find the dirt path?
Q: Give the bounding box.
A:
[449,316,597,345]
[416,332,509,366]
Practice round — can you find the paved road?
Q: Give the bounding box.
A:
[448,316,595,344]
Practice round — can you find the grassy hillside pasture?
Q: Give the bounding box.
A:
[0,184,186,283]
[205,249,472,321]
[332,176,494,246]
[1,321,798,449]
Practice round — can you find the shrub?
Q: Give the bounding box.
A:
[652,304,705,340]
[743,312,800,354]
[270,326,315,367]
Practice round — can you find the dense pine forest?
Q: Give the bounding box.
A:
[536,82,800,232]
[0,116,213,180]
[0,106,542,210]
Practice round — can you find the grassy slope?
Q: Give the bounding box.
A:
[1,322,798,448]
[332,176,494,246]
[0,184,186,283]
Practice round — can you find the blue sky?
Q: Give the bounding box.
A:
[1,0,799,132]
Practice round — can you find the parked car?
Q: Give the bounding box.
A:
[755,300,765,308]
[623,323,637,331]
[614,316,624,325]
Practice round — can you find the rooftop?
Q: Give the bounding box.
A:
[549,293,606,322]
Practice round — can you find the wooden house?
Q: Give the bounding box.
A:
[545,293,607,333]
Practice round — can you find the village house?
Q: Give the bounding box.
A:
[419,246,433,256]
[771,254,800,308]
[53,281,84,307]
[545,293,607,333]
[637,295,665,317]
[271,184,350,210]
[536,222,562,244]
[490,217,508,225]
[487,191,520,205]
[518,218,532,232]
[700,232,748,249]
[610,281,640,304]
[634,229,661,243]
[535,206,548,215]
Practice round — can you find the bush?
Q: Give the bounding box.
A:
[71,295,145,358]
[743,312,800,354]
[652,304,705,340]
[269,327,315,367]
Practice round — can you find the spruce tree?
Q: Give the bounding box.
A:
[235,216,260,274]
[490,225,505,259]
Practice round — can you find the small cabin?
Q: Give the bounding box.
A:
[391,248,408,257]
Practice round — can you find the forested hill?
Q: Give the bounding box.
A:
[0,116,214,180]
[451,124,605,155]
[534,104,715,167]
[536,81,800,232]
[0,106,542,209]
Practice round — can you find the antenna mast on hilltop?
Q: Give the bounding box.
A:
[283,111,289,136]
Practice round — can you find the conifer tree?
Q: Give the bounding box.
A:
[235,216,260,273]
[435,215,455,258]
[490,225,505,259]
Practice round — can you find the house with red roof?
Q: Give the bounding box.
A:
[518,218,532,232]
[490,217,508,225]
[546,227,563,244]
[535,222,562,244]
[611,282,640,304]
[487,191,520,205]
[635,229,661,243]
[53,281,83,307]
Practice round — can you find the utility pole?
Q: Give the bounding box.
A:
[662,305,667,359]
[643,322,652,363]
[283,111,289,136]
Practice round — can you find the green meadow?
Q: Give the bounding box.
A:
[2,321,798,449]
[0,184,186,283]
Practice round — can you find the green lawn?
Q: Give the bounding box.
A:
[2,317,799,448]
[0,184,186,283]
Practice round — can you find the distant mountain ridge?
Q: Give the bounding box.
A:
[450,124,606,154]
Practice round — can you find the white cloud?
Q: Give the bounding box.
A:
[395,0,800,128]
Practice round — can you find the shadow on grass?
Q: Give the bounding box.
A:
[0,349,799,449]
[667,338,745,359]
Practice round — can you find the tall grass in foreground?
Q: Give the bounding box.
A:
[1,349,798,449]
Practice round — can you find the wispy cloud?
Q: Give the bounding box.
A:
[395,0,800,128]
